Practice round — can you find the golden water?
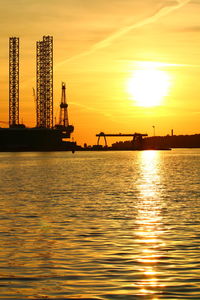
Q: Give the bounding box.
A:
[0,150,199,299]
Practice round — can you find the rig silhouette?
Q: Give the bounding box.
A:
[1,36,75,151]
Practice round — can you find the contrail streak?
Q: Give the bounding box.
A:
[55,0,191,67]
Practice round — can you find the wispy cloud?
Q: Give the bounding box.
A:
[56,0,191,67]
[180,25,200,32]
[69,101,113,118]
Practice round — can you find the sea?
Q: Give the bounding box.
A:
[0,149,200,300]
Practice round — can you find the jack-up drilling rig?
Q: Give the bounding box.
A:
[0,36,75,151]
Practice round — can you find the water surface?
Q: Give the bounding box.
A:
[0,149,200,299]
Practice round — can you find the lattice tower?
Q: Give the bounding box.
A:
[36,36,53,128]
[59,82,69,127]
[9,37,19,127]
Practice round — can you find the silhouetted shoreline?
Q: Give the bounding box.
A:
[0,130,200,152]
[81,134,200,151]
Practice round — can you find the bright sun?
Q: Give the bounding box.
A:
[127,63,171,107]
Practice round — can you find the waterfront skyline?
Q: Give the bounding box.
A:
[0,0,200,145]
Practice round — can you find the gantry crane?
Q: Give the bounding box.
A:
[96,132,148,149]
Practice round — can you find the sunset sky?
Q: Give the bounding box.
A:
[0,0,200,145]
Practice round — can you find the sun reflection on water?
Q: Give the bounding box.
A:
[135,151,165,298]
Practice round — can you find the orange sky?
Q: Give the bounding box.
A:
[0,0,200,145]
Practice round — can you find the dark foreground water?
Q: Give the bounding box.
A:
[0,149,200,299]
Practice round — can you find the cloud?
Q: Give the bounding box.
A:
[180,25,200,32]
[189,0,200,3]
[70,101,113,118]
[56,0,191,67]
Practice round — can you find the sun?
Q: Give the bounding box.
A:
[127,62,171,107]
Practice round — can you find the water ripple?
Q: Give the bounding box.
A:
[0,150,200,299]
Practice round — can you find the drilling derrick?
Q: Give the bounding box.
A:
[55,82,74,136]
[59,82,69,127]
[9,37,19,127]
[36,36,53,128]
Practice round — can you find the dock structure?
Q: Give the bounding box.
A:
[96,132,148,148]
